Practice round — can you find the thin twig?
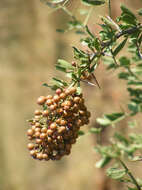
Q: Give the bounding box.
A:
[91,73,101,89]
[119,159,141,190]
[83,7,93,26]
[108,0,111,18]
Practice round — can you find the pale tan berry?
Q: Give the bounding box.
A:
[56,88,62,95]
[60,93,66,99]
[27,143,34,150]
[27,129,34,136]
[42,110,49,117]
[34,110,42,115]
[37,96,46,105]
[41,127,47,133]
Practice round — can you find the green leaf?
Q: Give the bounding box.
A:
[114,133,129,145]
[82,0,105,6]
[89,127,102,134]
[138,8,142,16]
[96,117,111,126]
[78,130,85,136]
[107,166,126,180]
[128,103,138,115]
[51,0,65,3]
[121,14,137,25]
[73,47,89,62]
[113,38,127,56]
[56,29,65,33]
[96,156,111,168]
[42,83,60,90]
[118,72,130,80]
[57,59,73,70]
[127,187,137,190]
[76,86,82,95]
[119,56,130,68]
[52,77,68,87]
[120,4,136,20]
[128,81,142,85]
[105,112,125,121]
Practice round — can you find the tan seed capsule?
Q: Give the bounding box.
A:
[40,133,47,139]
[35,128,41,132]
[50,122,57,130]
[60,93,66,99]
[46,95,53,99]
[42,110,49,117]
[35,131,41,138]
[46,99,53,106]
[31,125,36,130]
[34,115,40,122]
[27,129,34,136]
[47,129,53,136]
[60,120,67,126]
[50,104,56,111]
[47,137,52,143]
[37,96,46,105]
[58,126,66,134]
[56,88,62,95]
[41,127,47,133]
[42,153,49,160]
[28,136,33,140]
[27,143,34,150]
[34,110,42,115]
[64,105,70,110]
[36,139,42,144]
[30,150,36,156]
[64,100,72,107]
[56,118,61,124]
[36,153,43,160]
[73,97,80,103]
[53,95,60,102]
[69,87,76,94]
[35,122,41,128]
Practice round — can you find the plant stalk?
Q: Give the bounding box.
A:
[119,159,141,190]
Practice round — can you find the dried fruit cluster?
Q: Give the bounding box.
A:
[27,87,91,161]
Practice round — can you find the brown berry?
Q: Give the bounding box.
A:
[73,97,80,103]
[47,129,53,136]
[34,110,42,115]
[42,110,49,117]
[40,133,47,139]
[41,127,47,133]
[42,153,49,160]
[36,139,42,144]
[37,96,46,105]
[35,122,41,128]
[27,129,34,136]
[50,123,57,130]
[30,150,36,156]
[35,131,41,138]
[36,153,43,160]
[56,88,62,95]
[50,104,57,111]
[46,95,53,99]
[58,126,66,134]
[53,95,60,102]
[27,143,34,150]
[46,99,53,106]
[60,93,66,99]
[47,137,52,143]
[60,119,67,126]
[35,128,41,132]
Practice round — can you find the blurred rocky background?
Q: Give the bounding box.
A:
[1,0,142,190]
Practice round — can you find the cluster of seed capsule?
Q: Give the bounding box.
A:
[27,87,91,161]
